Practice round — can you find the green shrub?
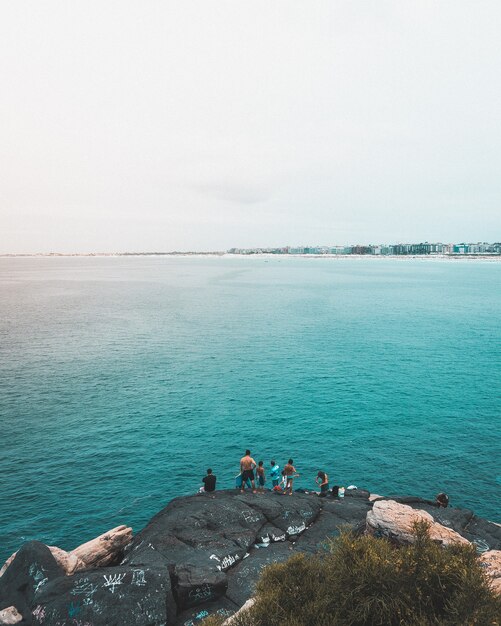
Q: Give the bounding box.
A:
[205,522,500,626]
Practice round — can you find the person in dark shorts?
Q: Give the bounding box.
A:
[256,461,266,493]
[270,460,281,487]
[315,471,329,497]
[240,449,257,493]
[202,468,216,493]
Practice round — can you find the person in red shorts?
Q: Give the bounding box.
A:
[283,458,298,495]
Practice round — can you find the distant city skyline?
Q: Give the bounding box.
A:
[229,241,501,256]
[1,1,501,253]
[2,240,500,257]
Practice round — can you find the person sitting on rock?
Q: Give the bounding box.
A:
[435,492,449,508]
[315,471,329,497]
[240,449,257,493]
[202,468,216,493]
[270,460,281,487]
[283,459,298,495]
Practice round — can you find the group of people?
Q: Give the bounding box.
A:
[199,450,451,508]
[238,450,300,495]
[199,450,332,497]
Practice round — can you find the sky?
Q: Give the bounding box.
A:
[1,1,500,253]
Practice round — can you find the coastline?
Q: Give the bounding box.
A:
[1,252,501,261]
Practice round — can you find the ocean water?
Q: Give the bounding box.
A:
[0,256,500,562]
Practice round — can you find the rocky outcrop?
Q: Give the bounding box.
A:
[0,526,131,581]
[0,542,64,624]
[70,525,132,570]
[0,489,499,625]
[32,565,176,626]
[366,500,470,546]
[0,606,22,625]
[479,550,501,595]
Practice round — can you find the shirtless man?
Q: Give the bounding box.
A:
[283,458,298,495]
[240,449,257,493]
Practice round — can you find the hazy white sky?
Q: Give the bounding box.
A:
[1,1,500,252]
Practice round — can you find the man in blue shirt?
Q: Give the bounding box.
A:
[270,460,280,487]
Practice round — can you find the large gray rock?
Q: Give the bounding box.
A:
[294,498,372,553]
[225,542,292,606]
[0,541,64,623]
[2,489,500,625]
[32,565,176,626]
[123,490,321,608]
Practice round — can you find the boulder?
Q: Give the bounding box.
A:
[123,492,267,609]
[0,558,15,580]
[391,500,501,551]
[0,541,64,623]
[173,565,227,610]
[0,532,123,581]
[71,525,132,569]
[46,547,84,576]
[479,550,501,595]
[225,542,292,606]
[295,498,371,553]
[236,492,321,538]
[32,565,176,625]
[0,606,22,625]
[463,517,501,552]
[366,500,470,546]
[344,488,371,500]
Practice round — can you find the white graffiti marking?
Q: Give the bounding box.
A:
[220,554,239,570]
[132,569,146,586]
[103,572,126,593]
[210,553,239,571]
[287,523,306,535]
[32,605,46,623]
[71,577,99,605]
[241,510,260,524]
[30,563,48,592]
[35,577,49,593]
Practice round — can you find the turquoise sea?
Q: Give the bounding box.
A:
[0,256,500,562]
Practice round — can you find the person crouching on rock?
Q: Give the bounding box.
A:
[316,471,329,497]
[240,449,257,493]
[202,468,216,495]
[436,492,449,508]
[283,459,298,495]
